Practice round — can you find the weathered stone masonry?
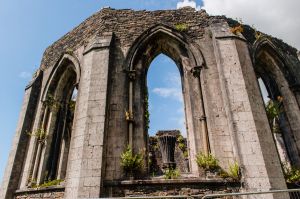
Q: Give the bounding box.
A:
[1,7,300,199]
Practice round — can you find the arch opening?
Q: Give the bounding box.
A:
[125,26,208,177]
[258,77,295,167]
[147,54,189,175]
[255,44,300,168]
[27,59,79,186]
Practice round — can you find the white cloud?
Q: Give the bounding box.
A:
[202,0,300,49]
[152,87,183,102]
[177,0,200,11]
[165,72,181,87]
[18,71,31,79]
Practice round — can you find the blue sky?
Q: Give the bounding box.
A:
[0,0,204,184]
[148,55,185,136]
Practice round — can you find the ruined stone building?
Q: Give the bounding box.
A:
[1,7,300,199]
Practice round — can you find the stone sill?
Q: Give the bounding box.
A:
[104,178,241,186]
[15,186,65,195]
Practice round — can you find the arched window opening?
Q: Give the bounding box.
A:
[146,54,189,176]
[28,63,78,186]
[258,76,300,167]
[46,87,77,181]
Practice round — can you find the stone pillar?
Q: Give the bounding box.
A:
[0,72,42,199]
[156,130,180,169]
[64,33,113,199]
[290,84,300,108]
[211,23,287,198]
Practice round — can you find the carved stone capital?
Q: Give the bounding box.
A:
[125,110,134,123]
[127,70,136,81]
[191,65,203,78]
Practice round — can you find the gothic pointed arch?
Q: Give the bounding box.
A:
[125,24,205,72]
[42,53,81,102]
[253,37,300,167]
[253,37,296,85]
[28,53,80,185]
[122,24,209,175]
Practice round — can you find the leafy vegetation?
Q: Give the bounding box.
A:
[28,128,47,143]
[68,100,76,112]
[284,166,300,183]
[196,152,220,171]
[120,146,144,176]
[144,87,150,130]
[183,151,189,158]
[231,19,244,35]
[231,24,244,35]
[164,168,180,179]
[266,97,283,134]
[177,135,185,150]
[266,98,283,122]
[44,94,61,111]
[175,23,188,32]
[221,161,241,181]
[177,135,189,158]
[31,179,63,189]
[65,48,73,55]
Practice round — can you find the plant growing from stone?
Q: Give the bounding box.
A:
[27,176,37,187]
[27,128,47,143]
[144,87,150,130]
[231,24,243,35]
[44,94,61,111]
[266,97,283,134]
[31,179,63,189]
[196,152,219,171]
[177,135,185,150]
[120,145,144,177]
[68,100,76,112]
[183,151,189,158]
[221,161,241,181]
[163,168,180,179]
[175,23,188,32]
[177,135,189,159]
[283,165,300,183]
[230,18,244,35]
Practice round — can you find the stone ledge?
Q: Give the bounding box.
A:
[15,186,65,195]
[103,178,241,197]
[104,178,240,186]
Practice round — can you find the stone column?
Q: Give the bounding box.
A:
[211,23,287,198]
[156,130,180,169]
[0,72,42,199]
[290,84,300,108]
[64,33,113,199]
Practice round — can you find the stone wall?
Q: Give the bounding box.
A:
[40,7,221,71]
[14,187,64,199]
[102,179,241,197]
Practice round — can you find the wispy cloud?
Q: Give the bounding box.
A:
[152,71,184,102]
[177,0,200,11]
[152,87,183,102]
[165,72,181,87]
[18,71,31,79]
